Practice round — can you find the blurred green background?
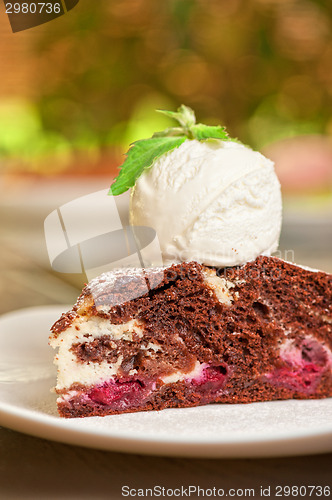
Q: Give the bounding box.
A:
[0,0,331,185]
[0,0,331,310]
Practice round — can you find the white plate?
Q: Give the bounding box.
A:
[0,306,331,458]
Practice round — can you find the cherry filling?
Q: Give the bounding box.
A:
[87,364,228,409]
[190,365,228,401]
[268,338,330,393]
[89,379,150,409]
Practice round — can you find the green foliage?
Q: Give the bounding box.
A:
[24,0,332,169]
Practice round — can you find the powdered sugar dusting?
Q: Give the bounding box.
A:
[85,266,167,310]
[87,266,165,294]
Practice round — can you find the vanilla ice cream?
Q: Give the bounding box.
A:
[130,139,282,267]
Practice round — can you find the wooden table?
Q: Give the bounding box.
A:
[0,428,331,499]
[0,177,331,499]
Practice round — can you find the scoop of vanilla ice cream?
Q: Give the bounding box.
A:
[130,139,282,267]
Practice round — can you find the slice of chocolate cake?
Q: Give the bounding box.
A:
[49,256,332,418]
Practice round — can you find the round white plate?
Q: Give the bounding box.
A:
[0,306,331,458]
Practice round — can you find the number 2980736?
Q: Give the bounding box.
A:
[5,2,62,14]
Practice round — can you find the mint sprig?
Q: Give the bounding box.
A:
[109,136,186,196]
[110,105,232,195]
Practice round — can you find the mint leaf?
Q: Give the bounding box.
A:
[109,105,238,195]
[191,124,229,141]
[110,136,186,195]
[152,127,185,138]
[157,105,196,129]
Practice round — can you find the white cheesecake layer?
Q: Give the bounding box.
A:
[51,317,144,390]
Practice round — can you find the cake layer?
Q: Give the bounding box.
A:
[50,257,332,418]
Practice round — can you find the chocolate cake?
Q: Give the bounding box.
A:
[49,256,332,418]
